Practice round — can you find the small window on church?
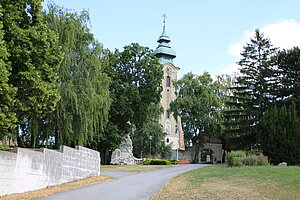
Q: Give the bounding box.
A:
[166,76,171,87]
[166,110,170,118]
[166,138,169,143]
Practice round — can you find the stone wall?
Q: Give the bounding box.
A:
[0,145,100,196]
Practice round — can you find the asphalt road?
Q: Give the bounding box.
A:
[36,164,211,200]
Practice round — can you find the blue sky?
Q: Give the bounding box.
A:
[43,0,300,77]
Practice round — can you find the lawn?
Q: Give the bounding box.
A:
[151,164,300,200]
[101,164,173,172]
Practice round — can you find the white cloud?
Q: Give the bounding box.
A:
[221,20,300,75]
[219,63,239,76]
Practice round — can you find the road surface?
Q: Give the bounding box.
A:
[36,164,211,200]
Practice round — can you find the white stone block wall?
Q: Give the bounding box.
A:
[0,145,100,196]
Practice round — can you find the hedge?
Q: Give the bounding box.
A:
[139,159,178,165]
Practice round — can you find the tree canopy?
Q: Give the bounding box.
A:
[0,0,62,141]
[38,4,112,147]
[257,103,300,165]
[0,6,17,136]
[171,72,223,163]
[224,29,278,150]
[95,43,164,162]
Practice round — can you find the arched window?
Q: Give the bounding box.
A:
[166,110,170,118]
[165,120,171,134]
[166,138,170,143]
[166,76,171,87]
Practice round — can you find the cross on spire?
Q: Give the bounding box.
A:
[162,13,167,27]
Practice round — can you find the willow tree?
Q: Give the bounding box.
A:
[35,4,111,147]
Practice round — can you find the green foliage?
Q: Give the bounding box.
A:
[225,29,278,150]
[227,151,269,167]
[139,159,175,165]
[227,151,246,167]
[256,156,269,166]
[39,4,111,147]
[0,0,62,125]
[273,47,300,114]
[0,145,11,151]
[0,5,17,136]
[132,103,169,158]
[241,156,257,166]
[169,159,178,165]
[257,103,300,165]
[100,43,163,161]
[229,150,246,158]
[170,72,223,163]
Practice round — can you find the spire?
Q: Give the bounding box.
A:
[154,14,176,64]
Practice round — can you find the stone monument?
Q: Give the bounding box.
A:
[110,134,140,165]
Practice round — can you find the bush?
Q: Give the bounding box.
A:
[0,145,11,151]
[227,151,269,167]
[150,159,171,165]
[256,156,269,166]
[232,157,243,167]
[139,159,175,165]
[241,156,257,166]
[169,159,178,165]
[138,159,151,165]
[227,151,246,167]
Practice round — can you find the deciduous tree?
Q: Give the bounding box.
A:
[0,6,17,137]
[170,72,222,163]
[0,0,62,123]
[98,43,163,162]
[39,4,111,147]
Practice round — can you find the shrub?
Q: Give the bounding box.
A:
[241,156,257,166]
[227,151,269,167]
[232,157,243,167]
[169,159,178,165]
[256,156,269,166]
[150,159,171,165]
[227,151,246,167]
[0,145,11,151]
[138,159,151,165]
[140,159,173,165]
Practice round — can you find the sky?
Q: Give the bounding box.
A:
[43,0,300,78]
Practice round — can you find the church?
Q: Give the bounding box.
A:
[153,17,185,152]
[153,17,223,163]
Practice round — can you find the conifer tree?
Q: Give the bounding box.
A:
[224,29,278,150]
[257,103,300,165]
[273,47,300,112]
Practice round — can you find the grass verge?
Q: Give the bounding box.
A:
[0,175,112,200]
[151,164,300,200]
[101,164,173,172]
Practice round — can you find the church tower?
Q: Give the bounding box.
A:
[154,16,185,151]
